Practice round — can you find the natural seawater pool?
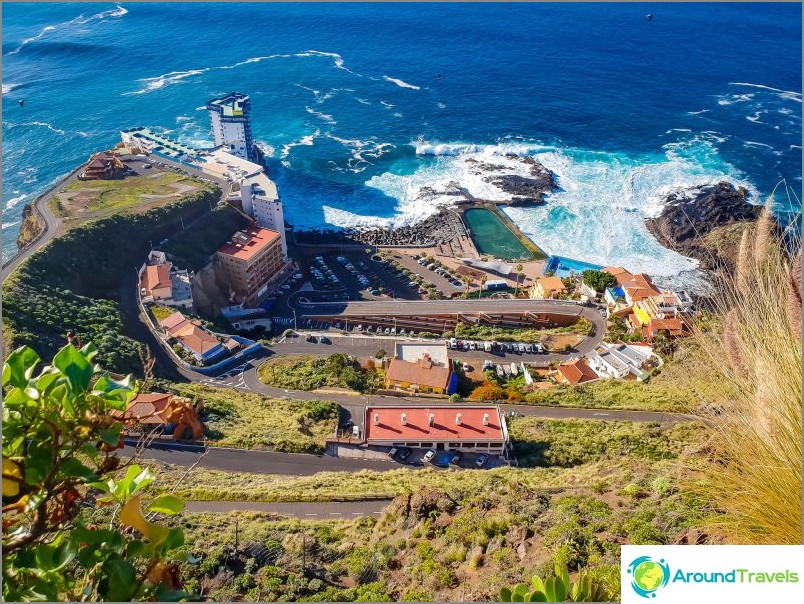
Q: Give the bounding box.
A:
[463,208,535,260]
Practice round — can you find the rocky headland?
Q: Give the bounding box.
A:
[645,181,762,271]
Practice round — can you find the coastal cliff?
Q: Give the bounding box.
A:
[16,202,44,250]
[645,182,761,271]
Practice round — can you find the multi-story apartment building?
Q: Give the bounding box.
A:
[217,226,285,302]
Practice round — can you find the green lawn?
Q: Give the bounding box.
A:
[257,354,384,394]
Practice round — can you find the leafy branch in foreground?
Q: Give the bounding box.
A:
[500,564,613,602]
[2,344,192,601]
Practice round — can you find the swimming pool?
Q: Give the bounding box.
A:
[544,255,604,278]
[464,208,535,260]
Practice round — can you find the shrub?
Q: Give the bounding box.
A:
[469,382,505,401]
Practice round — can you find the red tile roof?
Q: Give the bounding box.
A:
[386,355,451,390]
[218,226,281,262]
[558,359,599,385]
[159,312,222,355]
[144,263,171,294]
[365,406,505,442]
[603,266,634,284]
[124,393,172,424]
[645,318,687,338]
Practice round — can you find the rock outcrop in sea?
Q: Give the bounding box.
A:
[645,181,761,271]
[466,154,556,205]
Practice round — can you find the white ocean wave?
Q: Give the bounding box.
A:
[729,81,802,103]
[686,109,709,116]
[279,129,320,159]
[324,134,395,173]
[126,50,357,95]
[305,106,336,124]
[743,140,774,150]
[380,100,395,109]
[2,221,21,230]
[5,194,27,209]
[437,102,446,109]
[2,82,21,94]
[717,93,755,106]
[7,4,127,55]
[382,75,421,90]
[4,121,66,135]
[355,97,371,105]
[361,137,756,284]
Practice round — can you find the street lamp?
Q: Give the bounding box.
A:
[292,308,297,331]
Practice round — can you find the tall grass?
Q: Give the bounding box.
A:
[689,206,802,543]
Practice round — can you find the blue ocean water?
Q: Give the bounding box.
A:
[2,2,801,281]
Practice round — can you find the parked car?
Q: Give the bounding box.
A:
[519,343,527,353]
[319,336,331,344]
[352,425,360,438]
[475,454,489,468]
[397,447,412,461]
[388,447,399,459]
[306,335,317,343]
[450,451,463,465]
[423,449,436,463]
[449,338,458,349]
[462,362,471,372]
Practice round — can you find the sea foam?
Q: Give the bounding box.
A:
[382,76,421,90]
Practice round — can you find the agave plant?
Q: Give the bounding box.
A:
[500,564,611,602]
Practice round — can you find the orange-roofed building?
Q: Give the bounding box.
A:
[531,276,567,299]
[644,317,688,340]
[159,311,227,362]
[121,393,204,441]
[385,353,455,395]
[142,263,172,301]
[557,358,599,385]
[363,405,508,453]
[217,226,285,301]
[603,266,634,285]
[81,151,125,180]
[621,274,661,305]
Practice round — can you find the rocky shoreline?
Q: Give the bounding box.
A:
[295,209,465,247]
[16,202,45,250]
[645,181,761,272]
[295,154,557,248]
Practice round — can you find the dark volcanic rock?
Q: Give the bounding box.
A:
[645,181,761,270]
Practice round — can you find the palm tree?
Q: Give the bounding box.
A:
[514,263,523,297]
[479,275,487,299]
[461,275,472,299]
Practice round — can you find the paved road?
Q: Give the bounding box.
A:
[124,442,399,475]
[193,351,693,425]
[1,166,79,281]
[183,499,391,518]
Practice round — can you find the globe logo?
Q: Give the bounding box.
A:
[627,556,670,598]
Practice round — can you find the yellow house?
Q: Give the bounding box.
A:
[531,276,567,299]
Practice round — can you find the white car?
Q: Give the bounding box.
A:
[423,449,436,463]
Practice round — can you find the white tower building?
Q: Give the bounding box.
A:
[240,172,288,259]
[206,92,257,163]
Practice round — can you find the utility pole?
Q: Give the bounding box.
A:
[234,519,239,553]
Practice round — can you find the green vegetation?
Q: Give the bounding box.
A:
[581,270,616,293]
[508,418,703,467]
[156,382,338,452]
[2,190,216,374]
[257,354,384,394]
[161,203,251,271]
[150,305,176,320]
[150,417,703,503]
[521,376,694,413]
[453,318,593,343]
[2,344,191,601]
[55,172,214,218]
[501,563,614,602]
